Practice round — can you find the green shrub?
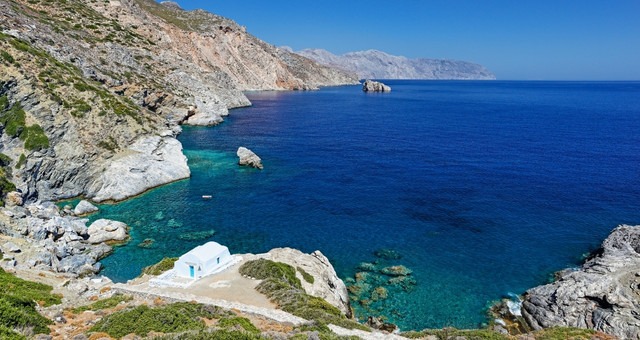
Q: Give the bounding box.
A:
[20,124,49,151]
[239,260,368,331]
[72,294,132,313]
[90,302,224,338]
[0,95,7,110]
[0,153,11,167]
[0,102,26,138]
[531,327,596,340]
[0,268,60,336]
[239,259,301,289]
[217,317,260,334]
[0,50,14,64]
[297,266,315,284]
[153,329,266,340]
[402,328,510,340]
[141,257,178,276]
[0,325,24,340]
[15,154,26,169]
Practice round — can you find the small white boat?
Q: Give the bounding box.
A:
[202,195,213,199]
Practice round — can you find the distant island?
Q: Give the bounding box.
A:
[296,48,496,80]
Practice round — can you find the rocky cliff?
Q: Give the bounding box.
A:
[297,48,496,80]
[0,0,358,204]
[521,225,640,339]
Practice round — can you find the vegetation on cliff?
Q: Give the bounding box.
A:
[0,268,60,338]
[239,259,368,331]
[141,256,178,276]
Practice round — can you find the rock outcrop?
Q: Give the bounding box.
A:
[86,136,190,202]
[0,202,115,276]
[253,247,351,317]
[363,80,391,92]
[237,147,263,170]
[73,200,98,216]
[521,225,640,339]
[0,0,357,204]
[297,48,496,80]
[86,219,128,244]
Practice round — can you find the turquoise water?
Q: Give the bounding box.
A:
[92,81,640,330]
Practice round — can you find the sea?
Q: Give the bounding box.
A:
[87,80,640,330]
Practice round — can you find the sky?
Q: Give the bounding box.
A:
[170,1,640,80]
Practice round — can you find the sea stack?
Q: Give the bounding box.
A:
[237,147,263,170]
[362,79,391,92]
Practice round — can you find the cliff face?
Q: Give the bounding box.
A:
[521,225,640,339]
[0,0,358,203]
[297,48,496,80]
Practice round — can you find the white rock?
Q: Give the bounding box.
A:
[74,200,99,216]
[87,136,190,202]
[5,191,23,207]
[3,242,21,253]
[237,147,263,170]
[87,219,128,244]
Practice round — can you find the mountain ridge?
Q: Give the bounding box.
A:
[297,48,496,80]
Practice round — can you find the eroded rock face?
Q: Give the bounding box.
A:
[253,247,351,317]
[362,80,391,92]
[237,147,263,170]
[521,225,640,339]
[86,136,190,202]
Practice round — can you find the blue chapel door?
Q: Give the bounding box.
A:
[189,265,195,278]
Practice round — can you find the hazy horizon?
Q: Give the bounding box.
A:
[166,0,639,81]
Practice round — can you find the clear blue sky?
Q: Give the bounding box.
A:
[170,1,639,80]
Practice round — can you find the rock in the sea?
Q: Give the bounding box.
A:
[73,200,98,216]
[5,191,23,207]
[237,147,263,170]
[362,79,391,92]
[87,219,128,244]
[521,225,640,339]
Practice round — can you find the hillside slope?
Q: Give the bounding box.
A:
[0,0,357,203]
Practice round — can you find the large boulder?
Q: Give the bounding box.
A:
[362,79,391,92]
[87,219,128,244]
[5,191,23,207]
[521,225,640,339]
[237,147,263,170]
[74,200,98,216]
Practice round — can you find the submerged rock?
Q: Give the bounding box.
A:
[137,238,155,248]
[521,225,640,339]
[237,147,263,170]
[73,200,98,216]
[177,229,215,241]
[362,79,391,92]
[374,248,402,260]
[380,265,412,276]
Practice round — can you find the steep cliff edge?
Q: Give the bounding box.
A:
[0,0,357,203]
[521,225,640,339]
[297,48,496,80]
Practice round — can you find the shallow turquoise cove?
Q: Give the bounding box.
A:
[90,81,640,330]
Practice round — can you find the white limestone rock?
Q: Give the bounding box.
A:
[87,219,128,244]
[237,147,263,170]
[74,200,98,216]
[87,136,190,202]
[3,241,21,253]
[521,225,640,339]
[362,79,391,92]
[5,191,23,207]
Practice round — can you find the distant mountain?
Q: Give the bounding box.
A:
[296,49,496,80]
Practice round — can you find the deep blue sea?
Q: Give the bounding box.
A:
[90,81,640,330]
